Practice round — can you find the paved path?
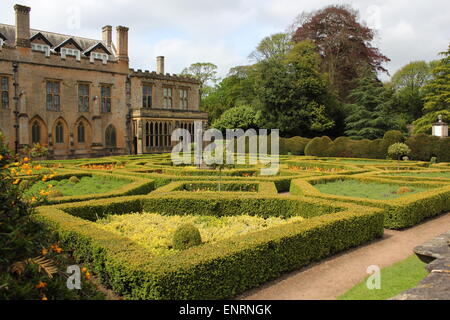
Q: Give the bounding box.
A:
[240,213,450,300]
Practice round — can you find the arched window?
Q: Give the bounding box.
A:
[105,125,116,148]
[55,121,64,144]
[32,121,40,144]
[77,122,85,143]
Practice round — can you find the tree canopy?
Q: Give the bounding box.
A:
[293,4,390,101]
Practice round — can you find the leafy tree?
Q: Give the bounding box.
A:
[201,65,259,123]
[181,62,219,99]
[212,105,261,132]
[388,61,435,123]
[254,40,338,137]
[249,33,293,62]
[344,70,397,140]
[292,4,390,101]
[413,45,450,133]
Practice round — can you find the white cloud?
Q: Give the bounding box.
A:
[0,0,449,79]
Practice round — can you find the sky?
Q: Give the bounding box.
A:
[1,0,449,81]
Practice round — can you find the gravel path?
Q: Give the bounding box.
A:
[239,213,450,300]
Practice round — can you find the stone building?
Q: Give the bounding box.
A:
[0,4,208,158]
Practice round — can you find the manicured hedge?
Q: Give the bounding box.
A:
[35,195,384,300]
[30,171,155,205]
[291,176,450,229]
[288,131,449,162]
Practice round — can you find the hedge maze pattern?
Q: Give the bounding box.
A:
[32,154,450,299]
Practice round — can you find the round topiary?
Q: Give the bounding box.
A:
[396,187,412,195]
[48,189,64,198]
[69,176,80,184]
[172,224,202,250]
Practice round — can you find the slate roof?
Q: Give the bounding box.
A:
[0,23,115,57]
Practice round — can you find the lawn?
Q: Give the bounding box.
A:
[338,255,428,300]
[25,175,130,198]
[96,213,304,257]
[314,179,429,200]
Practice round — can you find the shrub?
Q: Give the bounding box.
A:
[396,187,412,195]
[172,224,202,250]
[305,136,333,157]
[388,143,411,161]
[280,137,311,155]
[69,176,80,184]
[48,190,64,198]
[19,179,32,191]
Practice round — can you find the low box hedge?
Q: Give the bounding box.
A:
[34,195,384,300]
[29,171,155,205]
[291,175,450,229]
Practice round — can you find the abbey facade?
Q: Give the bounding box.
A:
[0,4,208,159]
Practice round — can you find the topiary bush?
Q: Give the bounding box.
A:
[69,176,80,184]
[172,224,202,250]
[388,143,411,161]
[280,137,311,155]
[305,136,333,157]
[48,189,64,198]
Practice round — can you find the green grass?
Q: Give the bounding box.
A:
[314,179,429,200]
[385,171,450,179]
[338,255,428,300]
[25,175,130,197]
[96,213,304,257]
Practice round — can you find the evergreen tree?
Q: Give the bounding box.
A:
[344,70,396,140]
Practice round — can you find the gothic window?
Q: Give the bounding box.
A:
[105,125,116,148]
[101,85,112,113]
[31,121,40,144]
[46,81,60,111]
[78,84,89,112]
[1,77,8,109]
[77,122,85,143]
[55,121,64,144]
[180,89,188,110]
[163,87,172,109]
[142,85,152,108]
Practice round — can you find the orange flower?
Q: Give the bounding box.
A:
[54,247,63,254]
[41,295,48,301]
[13,179,21,185]
[36,281,47,289]
[81,267,88,273]
[41,248,48,255]
[85,272,91,280]
[26,170,33,175]
[34,165,43,170]
[23,157,30,163]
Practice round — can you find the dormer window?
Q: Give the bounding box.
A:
[90,52,108,64]
[31,43,51,57]
[61,48,81,61]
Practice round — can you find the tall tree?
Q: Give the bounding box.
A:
[292,5,390,101]
[388,61,435,124]
[345,69,397,140]
[249,33,293,62]
[413,45,450,133]
[255,40,338,137]
[201,65,258,123]
[181,62,219,99]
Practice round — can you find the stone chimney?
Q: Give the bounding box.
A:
[116,26,129,61]
[157,56,165,75]
[102,25,112,47]
[14,4,31,47]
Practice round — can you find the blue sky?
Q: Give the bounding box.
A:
[1,0,449,81]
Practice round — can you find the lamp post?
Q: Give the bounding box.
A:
[432,115,448,138]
